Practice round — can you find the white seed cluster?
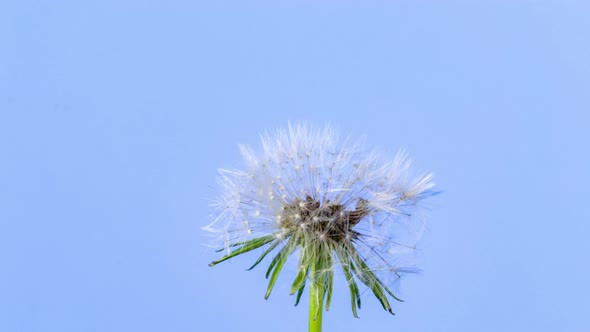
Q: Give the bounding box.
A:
[205,123,435,287]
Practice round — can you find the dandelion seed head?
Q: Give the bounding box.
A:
[206,123,437,316]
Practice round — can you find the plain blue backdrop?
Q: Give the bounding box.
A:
[1,1,589,331]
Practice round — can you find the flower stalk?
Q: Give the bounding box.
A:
[309,259,324,332]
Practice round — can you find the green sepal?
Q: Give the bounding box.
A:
[336,248,361,318]
[209,234,277,267]
[349,245,404,303]
[324,259,334,311]
[290,248,310,295]
[214,235,278,253]
[347,246,394,315]
[265,240,288,278]
[294,281,306,306]
[247,240,281,271]
[265,237,297,299]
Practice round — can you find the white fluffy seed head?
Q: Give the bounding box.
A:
[205,123,436,289]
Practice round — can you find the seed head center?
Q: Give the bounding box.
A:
[281,195,369,242]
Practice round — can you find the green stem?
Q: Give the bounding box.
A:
[308,262,324,332]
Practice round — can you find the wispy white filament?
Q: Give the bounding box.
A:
[205,123,435,291]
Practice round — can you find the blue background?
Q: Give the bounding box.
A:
[1,1,589,331]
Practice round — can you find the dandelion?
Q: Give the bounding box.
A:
[205,123,436,332]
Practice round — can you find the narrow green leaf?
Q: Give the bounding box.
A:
[265,241,290,278]
[247,240,281,271]
[294,281,306,306]
[265,240,296,299]
[309,258,324,323]
[209,234,277,267]
[290,248,310,294]
[324,266,334,311]
[347,247,394,315]
[266,253,281,279]
[214,235,277,252]
[349,246,404,302]
[266,234,297,278]
[290,267,309,295]
[336,249,360,318]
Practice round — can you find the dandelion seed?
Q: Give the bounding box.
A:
[205,123,437,331]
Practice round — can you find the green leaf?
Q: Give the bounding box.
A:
[265,237,297,299]
[294,281,306,306]
[265,245,285,278]
[324,264,334,311]
[214,236,272,252]
[349,246,404,302]
[336,248,361,318]
[291,246,310,305]
[290,268,308,295]
[247,240,281,271]
[347,246,394,315]
[291,247,310,295]
[209,234,277,267]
